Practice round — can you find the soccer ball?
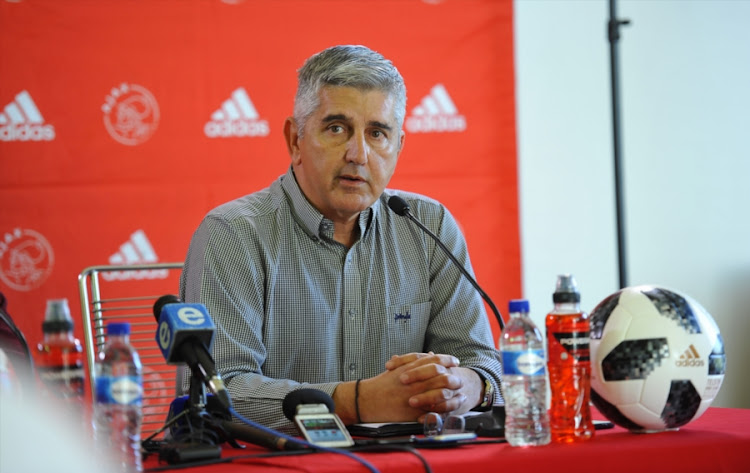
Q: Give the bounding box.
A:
[589,285,726,432]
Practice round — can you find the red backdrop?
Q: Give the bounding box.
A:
[0,0,519,356]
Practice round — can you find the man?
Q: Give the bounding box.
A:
[180,45,502,431]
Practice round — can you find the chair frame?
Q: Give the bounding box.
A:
[78,262,183,438]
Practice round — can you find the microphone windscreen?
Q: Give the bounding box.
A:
[387,195,411,216]
[282,389,335,421]
[153,294,181,320]
[155,302,215,364]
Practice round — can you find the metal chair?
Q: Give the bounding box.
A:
[78,262,183,440]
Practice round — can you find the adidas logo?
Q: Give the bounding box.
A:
[102,230,167,281]
[405,84,466,134]
[204,87,270,138]
[676,344,705,367]
[0,90,55,141]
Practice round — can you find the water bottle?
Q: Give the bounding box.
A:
[545,274,594,443]
[35,299,85,407]
[93,322,143,472]
[500,299,550,446]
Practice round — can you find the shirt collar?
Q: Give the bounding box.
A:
[280,166,376,242]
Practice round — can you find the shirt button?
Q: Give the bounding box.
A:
[349,363,356,371]
[348,308,355,317]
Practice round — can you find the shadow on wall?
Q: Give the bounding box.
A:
[714,268,750,409]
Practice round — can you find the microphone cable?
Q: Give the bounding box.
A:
[144,446,435,473]
[144,438,438,473]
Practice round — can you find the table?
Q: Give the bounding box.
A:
[143,407,750,473]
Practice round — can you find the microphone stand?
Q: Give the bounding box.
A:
[142,374,228,464]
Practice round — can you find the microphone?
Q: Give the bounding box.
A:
[387,195,505,330]
[282,389,354,448]
[219,420,308,451]
[153,295,232,410]
[282,389,336,421]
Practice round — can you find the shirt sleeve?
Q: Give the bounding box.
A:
[179,213,341,432]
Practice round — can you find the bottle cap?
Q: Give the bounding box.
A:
[106,322,130,336]
[508,299,530,313]
[42,299,74,333]
[553,274,581,303]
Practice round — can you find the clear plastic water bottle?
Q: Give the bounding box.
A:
[93,322,143,472]
[545,274,594,443]
[500,299,550,446]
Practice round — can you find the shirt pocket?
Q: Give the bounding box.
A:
[387,300,432,355]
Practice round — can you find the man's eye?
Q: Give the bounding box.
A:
[329,125,344,134]
[371,130,386,139]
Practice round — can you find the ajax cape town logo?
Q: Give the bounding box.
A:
[0,228,55,291]
[102,83,160,146]
[0,90,56,142]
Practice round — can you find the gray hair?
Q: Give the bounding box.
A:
[293,45,407,137]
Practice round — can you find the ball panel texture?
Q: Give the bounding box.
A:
[642,287,702,334]
[590,292,621,339]
[601,338,669,381]
[590,390,645,431]
[662,380,701,428]
[709,335,726,376]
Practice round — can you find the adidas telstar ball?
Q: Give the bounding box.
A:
[589,286,726,432]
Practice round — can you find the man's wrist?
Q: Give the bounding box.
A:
[473,371,494,411]
[332,380,359,425]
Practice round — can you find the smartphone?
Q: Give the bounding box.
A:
[294,413,355,448]
[415,432,478,444]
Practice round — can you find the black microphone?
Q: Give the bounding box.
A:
[387,195,505,330]
[282,389,336,422]
[281,389,354,448]
[218,421,308,451]
[153,295,232,410]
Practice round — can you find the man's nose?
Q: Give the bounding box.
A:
[345,132,368,165]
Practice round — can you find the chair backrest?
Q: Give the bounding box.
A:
[78,262,183,440]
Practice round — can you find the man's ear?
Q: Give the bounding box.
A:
[283,117,300,163]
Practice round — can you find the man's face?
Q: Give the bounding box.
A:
[285,86,405,224]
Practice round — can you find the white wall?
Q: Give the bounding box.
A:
[515,0,750,409]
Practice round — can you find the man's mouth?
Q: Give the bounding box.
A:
[339,174,365,183]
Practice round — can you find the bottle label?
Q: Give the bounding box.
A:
[501,349,546,376]
[549,331,590,362]
[38,366,85,398]
[95,375,143,405]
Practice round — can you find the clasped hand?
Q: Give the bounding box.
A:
[357,352,481,423]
